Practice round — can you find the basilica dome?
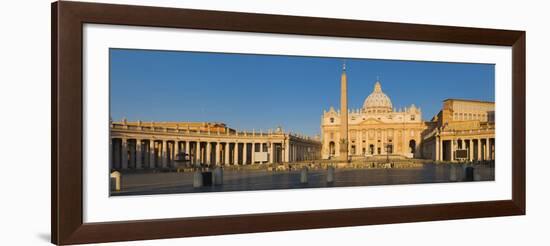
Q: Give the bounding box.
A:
[363,81,393,113]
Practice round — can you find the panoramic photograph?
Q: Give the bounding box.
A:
[108,48,496,196]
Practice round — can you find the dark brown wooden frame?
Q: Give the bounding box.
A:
[52,1,525,245]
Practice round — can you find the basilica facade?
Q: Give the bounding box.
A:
[321,76,426,159]
[321,65,495,162]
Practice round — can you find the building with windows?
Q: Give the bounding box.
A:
[421,99,495,162]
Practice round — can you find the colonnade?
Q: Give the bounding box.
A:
[110,138,288,170]
[288,143,319,162]
[323,128,422,159]
[434,136,495,162]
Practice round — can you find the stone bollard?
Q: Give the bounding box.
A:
[213,167,224,185]
[449,165,458,182]
[464,166,474,181]
[193,170,203,188]
[474,170,481,181]
[300,167,308,184]
[202,171,213,186]
[110,171,121,191]
[327,166,335,183]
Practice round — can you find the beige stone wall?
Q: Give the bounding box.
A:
[422,99,496,162]
[321,118,427,159]
[443,99,495,123]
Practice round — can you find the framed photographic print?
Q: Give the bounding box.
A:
[52,1,525,245]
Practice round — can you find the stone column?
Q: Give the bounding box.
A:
[402,129,406,156]
[157,140,162,168]
[296,144,299,161]
[243,142,248,165]
[113,139,121,169]
[486,137,490,160]
[169,141,174,167]
[382,129,388,155]
[144,140,149,168]
[450,139,455,162]
[185,141,190,157]
[290,144,298,162]
[174,141,180,161]
[295,144,298,162]
[296,145,299,161]
[233,142,239,165]
[298,145,301,161]
[303,145,307,161]
[136,139,142,169]
[269,142,274,164]
[284,139,290,162]
[149,140,155,168]
[206,142,212,165]
[477,138,481,161]
[301,145,304,161]
[468,139,473,161]
[129,140,136,169]
[439,138,443,161]
[162,140,168,168]
[109,139,113,170]
[435,137,440,161]
[168,141,173,167]
[251,142,256,164]
[298,143,302,161]
[491,138,495,161]
[358,131,362,156]
[196,141,201,164]
[365,132,369,155]
[289,144,292,162]
[215,142,221,166]
[225,142,230,165]
[121,138,128,169]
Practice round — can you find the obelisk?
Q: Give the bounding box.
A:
[339,62,349,162]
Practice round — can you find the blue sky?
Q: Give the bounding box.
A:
[110,49,494,136]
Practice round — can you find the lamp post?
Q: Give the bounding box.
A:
[282,137,286,163]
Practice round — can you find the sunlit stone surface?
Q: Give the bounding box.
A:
[111,161,494,196]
